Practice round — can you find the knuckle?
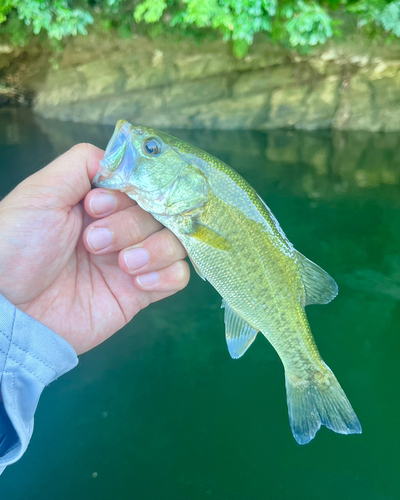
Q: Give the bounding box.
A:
[175,261,190,290]
[127,209,144,242]
[69,142,92,157]
[162,231,178,259]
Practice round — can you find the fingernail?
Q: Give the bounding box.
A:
[137,272,159,286]
[124,248,149,271]
[87,227,113,251]
[90,193,116,215]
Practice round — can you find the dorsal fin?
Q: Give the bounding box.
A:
[222,300,258,359]
[295,251,338,306]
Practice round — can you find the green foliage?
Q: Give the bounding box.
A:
[282,1,332,46]
[133,0,339,54]
[348,0,400,38]
[134,0,167,23]
[2,0,400,55]
[380,1,400,36]
[135,0,281,57]
[0,0,93,44]
[0,11,31,46]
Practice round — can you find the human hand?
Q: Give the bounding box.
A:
[0,144,189,355]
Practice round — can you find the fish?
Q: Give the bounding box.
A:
[93,120,362,444]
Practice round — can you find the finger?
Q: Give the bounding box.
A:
[83,205,163,253]
[119,228,187,275]
[84,188,136,218]
[29,143,104,209]
[134,260,190,296]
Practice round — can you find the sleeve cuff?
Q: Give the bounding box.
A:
[0,294,78,470]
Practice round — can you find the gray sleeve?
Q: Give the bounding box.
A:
[0,294,78,474]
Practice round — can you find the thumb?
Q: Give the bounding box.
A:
[21,143,104,209]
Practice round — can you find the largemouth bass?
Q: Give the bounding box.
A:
[93,120,361,444]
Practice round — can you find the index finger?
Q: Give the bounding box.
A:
[30,143,104,209]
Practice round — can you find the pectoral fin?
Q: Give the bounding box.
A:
[188,222,233,252]
[296,251,338,306]
[222,300,258,359]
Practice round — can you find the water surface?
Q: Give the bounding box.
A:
[0,108,399,500]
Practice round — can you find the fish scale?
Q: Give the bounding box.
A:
[158,191,317,374]
[94,120,362,445]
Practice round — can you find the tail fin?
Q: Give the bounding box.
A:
[285,362,362,444]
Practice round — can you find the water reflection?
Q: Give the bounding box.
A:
[2,107,400,201]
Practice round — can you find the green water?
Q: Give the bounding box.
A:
[0,108,399,500]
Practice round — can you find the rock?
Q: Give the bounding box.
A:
[15,34,400,131]
[173,51,234,81]
[0,44,13,54]
[298,76,340,130]
[123,54,178,92]
[34,68,88,108]
[372,75,400,132]
[174,93,270,130]
[0,47,23,72]
[266,86,310,128]
[333,75,377,131]
[77,59,128,98]
[163,78,229,108]
[232,66,298,97]
[361,60,400,80]
[101,88,164,125]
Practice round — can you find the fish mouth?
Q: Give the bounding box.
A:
[92,169,126,190]
[93,120,138,190]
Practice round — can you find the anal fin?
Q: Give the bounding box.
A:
[222,300,258,359]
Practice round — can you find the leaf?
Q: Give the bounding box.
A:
[134,0,167,23]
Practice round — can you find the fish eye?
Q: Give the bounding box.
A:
[142,137,162,156]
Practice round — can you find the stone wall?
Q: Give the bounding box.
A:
[5,35,400,131]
